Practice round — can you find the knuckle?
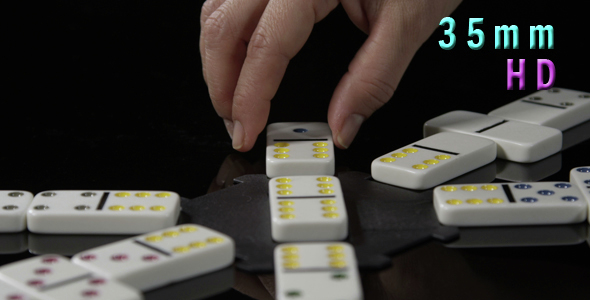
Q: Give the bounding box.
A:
[202,8,230,45]
[358,76,396,111]
[200,0,218,25]
[247,27,290,62]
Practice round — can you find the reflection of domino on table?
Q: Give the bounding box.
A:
[570,166,590,224]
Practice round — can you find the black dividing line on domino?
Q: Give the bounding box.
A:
[476,120,509,133]
[412,145,459,156]
[521,100,567,109]
[277,195,337,199]
[38,273,93,292]
[284,267,349,273]
[133,240,172,257]
[273,139,329,142]
[502,185,517,203]
[96,192,110,210]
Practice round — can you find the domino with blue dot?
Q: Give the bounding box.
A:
[266,122,335,177]
[423,110,562,163]
[488,87,590,131]
[0,191,33,232]
[433,182,587,226]
[570,166,590,224]
[274,243,363,300]
[269,176,348,242]
[26,191,181,234]
[371,132,496,190]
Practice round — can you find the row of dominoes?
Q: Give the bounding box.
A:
[0,224,235,300]
[0,190,181,233]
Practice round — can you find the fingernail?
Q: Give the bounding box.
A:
[232,120,244,150]
[223,119,234,139]
[337,114,364,149]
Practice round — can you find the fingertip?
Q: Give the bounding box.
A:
[334,113,364,149]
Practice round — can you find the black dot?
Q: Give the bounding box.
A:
[293,128,308,133]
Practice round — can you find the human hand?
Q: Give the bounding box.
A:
[200,0,462,151]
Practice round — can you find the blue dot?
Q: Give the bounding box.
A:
[293,128,308,133]
[561,196,578,202]
[521,197,538,203]
[554,183,571,189]
[537,190,555,196]
[576,167,590,173]
[514,184,532,189]
[584,179,590,185]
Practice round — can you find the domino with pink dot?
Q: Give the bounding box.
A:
[0,190,33,232]
[570,166,590,224]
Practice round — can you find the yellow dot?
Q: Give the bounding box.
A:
[435,155,451,160]
[274,154,289,159]
[274,142,290,147]
[283,254,299,260]
[179,226,197,233]
[150,206,166,211]
[321,200,336,205]
[329,253,345,259]
[155,192,171,198]
[487,198,504,204]
[274,148,290,153]
[173,246,190,253]
[115,192,130,197]
[163,231,179,237]
[280,214,295,219]
[313,142,328,147]
[109,205,125,211]
[391,153,407,158]
[481,185,498,191]
[327,245,344,252]
[276,178,292,183]
[466,199,483,205]
[317,177,333,182]
[461,186,478,191]
[190,241,207,248]
[279,201,294,206]
[330,260,347,268]
[145,235,162,242]
[135,192,151,197]
[380,157,396,163]
[441,186,457,192]
[279,207,294,212]
[446,199,462,205]
[277,190,292,196]
[283,262,299,269]
[313,153,329,159]
[413,164,428,170]
[276,184,292,189]
[403,148,418,154]
[323,213,339,218]
[313,148,329,153]
[129,205,145,211]
[424,159,439,165]
[319,189,333,194]
[317,183,333,188]
[207,237,224,244]
[282,246,298,254]
[322,206,337,211]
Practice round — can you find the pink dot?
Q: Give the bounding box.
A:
[80,254,97,261]
[42,257,59,264]
[35,268,52,275]
[8,295,24,300]
[89,278,106,285]
[111,254,128,261]
[82,290,99,297]
[27,279,44,287]
[142,254,159,261]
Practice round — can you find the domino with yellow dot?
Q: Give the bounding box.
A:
[26,191,181,234]
[433,182,587,226]
[570,167,590,224]
[371,132,496,190]
[269,176,348,242]
[424,110,562,163]
[1,191,33,232]
[266,122,335,177]
[488,87,590,131]
[274,243,363,300]
[71,224,234,291]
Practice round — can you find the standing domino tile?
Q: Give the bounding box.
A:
[274,243,363,300]
[488,87,590,131]
[570,167,590,224]
[0,191,33,232]
[423,110,562,163]
[266,122,335,177]
[433,182,587,226]
[72,224,235,291]
[371,132,496,190]
[269,176,348,242]
[0,255,142,300]
[27,191,181,234]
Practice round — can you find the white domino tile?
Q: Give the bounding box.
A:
[0,191,33,232]
[72,224,235,291]
[488,87,590,131]
[433,182,587,226]
[1,280,40,300]
[371,132,496,190]
[423,110,562,163]
[269,176,348,242]
[26,191,181,234]
[570,166,590,224]
[266,122,335,177]
[274,243,363,300]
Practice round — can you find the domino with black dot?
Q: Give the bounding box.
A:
[0,191,33,232]
[26,190,181,234]
[570,166,590,224]
[433,182,587,226]
[274,243,363,300]
[266,122,335,177]
[269,176,348,242]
